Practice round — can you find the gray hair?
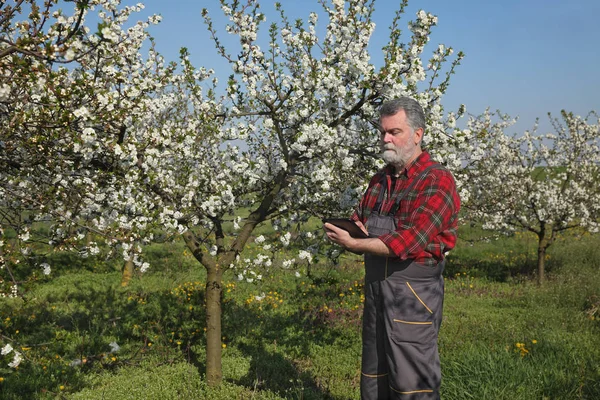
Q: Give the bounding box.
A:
[379,97,426,134]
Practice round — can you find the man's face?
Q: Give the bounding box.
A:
[380,109,423,169]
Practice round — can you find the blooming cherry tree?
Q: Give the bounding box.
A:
[0,0,176,292]
[1,0,475,386]
[190,0,472,384]
[459,110,600,284]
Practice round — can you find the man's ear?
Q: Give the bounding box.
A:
[414,127,424,145]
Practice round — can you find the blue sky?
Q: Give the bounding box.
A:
[127,0,599,133]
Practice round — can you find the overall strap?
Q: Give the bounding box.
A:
[373,178,388,213]
[388,164,444,215]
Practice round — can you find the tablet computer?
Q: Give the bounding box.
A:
[322,218,368,239]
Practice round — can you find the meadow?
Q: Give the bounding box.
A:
[0,226,599,399]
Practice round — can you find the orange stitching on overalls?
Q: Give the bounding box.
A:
[361,372,389,378]
[406,282,433,314]
[389,385,434,395]
[392,319,432,325]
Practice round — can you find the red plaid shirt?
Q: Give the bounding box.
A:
[351,151,460,266]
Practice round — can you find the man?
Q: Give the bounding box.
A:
[324,97,460,399]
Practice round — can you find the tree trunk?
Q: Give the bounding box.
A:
[179,168,287,386]
[536,231,548,285]
[205,264,223,386]
[536,244,546,285]
[121,258,134,287]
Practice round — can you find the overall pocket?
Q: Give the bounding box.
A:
[390,281,436,345]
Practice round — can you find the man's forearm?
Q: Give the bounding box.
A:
[346,237,395,257]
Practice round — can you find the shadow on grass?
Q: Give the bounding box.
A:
[219,294,358,399]
[0,272,209,398]
[1,269,358,399]
[445,253,538,282]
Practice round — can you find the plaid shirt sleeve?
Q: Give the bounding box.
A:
[378,169,459,260]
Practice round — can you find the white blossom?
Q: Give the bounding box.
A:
[140,262,150,273]
[298,250,313,264]
[280,232,291,247]
[1,344,13,355]
[0,84,10,101]
[40,263,51,276]
[8,351,22,368]
[18,230,30,242]
[109,341,120,353]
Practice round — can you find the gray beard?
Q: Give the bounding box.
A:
[382,147,411,169]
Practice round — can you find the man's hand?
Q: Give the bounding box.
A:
[323,222,357,249]
[323,221,394,257]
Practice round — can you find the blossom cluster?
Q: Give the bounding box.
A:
[1,344,22,368]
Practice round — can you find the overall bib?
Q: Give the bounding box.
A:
[360,165,445,400]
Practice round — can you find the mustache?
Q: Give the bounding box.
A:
[382,144,397,151]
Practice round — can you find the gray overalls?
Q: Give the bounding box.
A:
[360,165,445,400]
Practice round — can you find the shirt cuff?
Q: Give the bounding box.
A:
[375,232,404,259]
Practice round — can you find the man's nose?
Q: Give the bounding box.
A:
[382,132,393,143]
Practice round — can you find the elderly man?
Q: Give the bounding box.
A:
[324,97,460,399]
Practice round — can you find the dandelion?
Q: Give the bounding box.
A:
[515,342,529,357]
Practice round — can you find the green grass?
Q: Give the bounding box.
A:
[0,228,599,399]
